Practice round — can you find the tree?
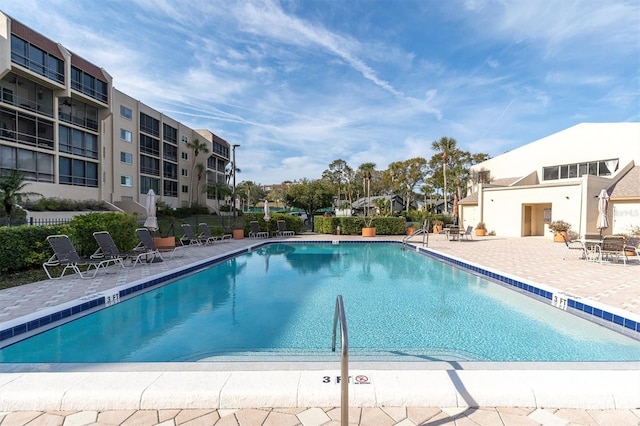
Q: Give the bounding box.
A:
[285,179,334,227]
[0,169,40,225]
[430,137,457,213]
[186,138,210,207]
[322,159,352,209]
[237,181,266,210]
[381,158,428,213]
[194,163,206,206]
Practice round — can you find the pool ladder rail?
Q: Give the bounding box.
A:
[332,295,349,426]
[402,219,430,248]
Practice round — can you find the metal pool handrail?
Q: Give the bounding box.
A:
[331,295,349,426]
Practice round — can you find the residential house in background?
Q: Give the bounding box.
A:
[460,122,640,238]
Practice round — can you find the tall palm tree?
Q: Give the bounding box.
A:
[430,137,457,213]
[0,169,41,225]
[194,163,206,206]
[185,138,210,207]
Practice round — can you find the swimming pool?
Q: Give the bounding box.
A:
[1,242,639,363]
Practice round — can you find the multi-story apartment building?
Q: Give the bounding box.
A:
[0,12,231,212]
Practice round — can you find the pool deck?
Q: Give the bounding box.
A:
[1,233,640,425]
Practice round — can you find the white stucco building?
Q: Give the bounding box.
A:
[460,122,640,238]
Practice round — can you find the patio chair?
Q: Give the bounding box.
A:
[446,225,460,241]
[135,228,187,261]
[624,236,640,264]
[179,223,210,246]
[92,231,150,268]
[249,221,268,238]
[561,233,587,260]
[200,222,232,241]
[460,225,473,240]
[43,234,122,279]
[601,235,627,265]
[276,220,295,237]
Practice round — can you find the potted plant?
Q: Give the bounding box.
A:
[432,219,443,234]
[362,216,376,237]
[231,217,245,239]
[475,222,487,236]
[549,220,571,242]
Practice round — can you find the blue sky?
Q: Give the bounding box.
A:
[4,1,639,185]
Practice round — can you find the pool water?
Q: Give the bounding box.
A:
[1,242,639,363]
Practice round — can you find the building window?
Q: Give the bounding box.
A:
[70,66,108,103]
[59,157,98,187]
[140,176,159,194]
[163,180,178,197]
[181,135,188,144]
[163,161,177,179]
[120,175,132,187]
[181,168,188,177]
[163,143,177,162]
[59,125,98,159]
[0,145,54,182]
[120,129,132,142]
[140,134,160,156]
[181,152,188,160]
[120,152,133,164]
[10,35,64,83]
[0,106,54,150]
[163,123,177,144]
[139,154,160,176]
[181,185,188,193]
[140,113,160,137]
[543,159,619,181]
[120,105,132,120]
[58,98,99,131]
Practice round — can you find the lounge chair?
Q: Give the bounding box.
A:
[180,223,210,245]
[200,222,231,241]
[43,234,122,279]
[460,225,473,240]
[561,233,587,260]
[601,235,627,264]
[92,231,151,268]
[276,220,295,237]
[135,228,186,261]
[249,221,268,238]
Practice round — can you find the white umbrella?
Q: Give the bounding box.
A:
[143,189,158,231]
[263,200,270,221]
[596,189,609,237]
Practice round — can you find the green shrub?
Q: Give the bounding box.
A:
[0,225,67,273]
[68,212,139,256]
[314,216,406,235]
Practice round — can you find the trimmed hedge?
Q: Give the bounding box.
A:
[314,216,406,235]
[68,212,139,256]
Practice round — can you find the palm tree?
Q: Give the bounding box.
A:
[194,163,206,206]
[0,169,41,225]
[431,137,457,213]
[186,138,210,207]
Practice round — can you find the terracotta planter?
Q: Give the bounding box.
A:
[362,227,376,237]
[232,229,245,239]
[153,237,175,248]
[553,231,568,242]
[475,229,487,237]
[433,225,442,234]
[406,226,416,235]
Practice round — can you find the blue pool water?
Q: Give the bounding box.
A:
[1,242,639,363]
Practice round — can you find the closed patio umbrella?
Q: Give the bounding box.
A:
[452,192,459,225]
[263,200,270,236]
[143,189,158,231]
[596,189,609,237]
